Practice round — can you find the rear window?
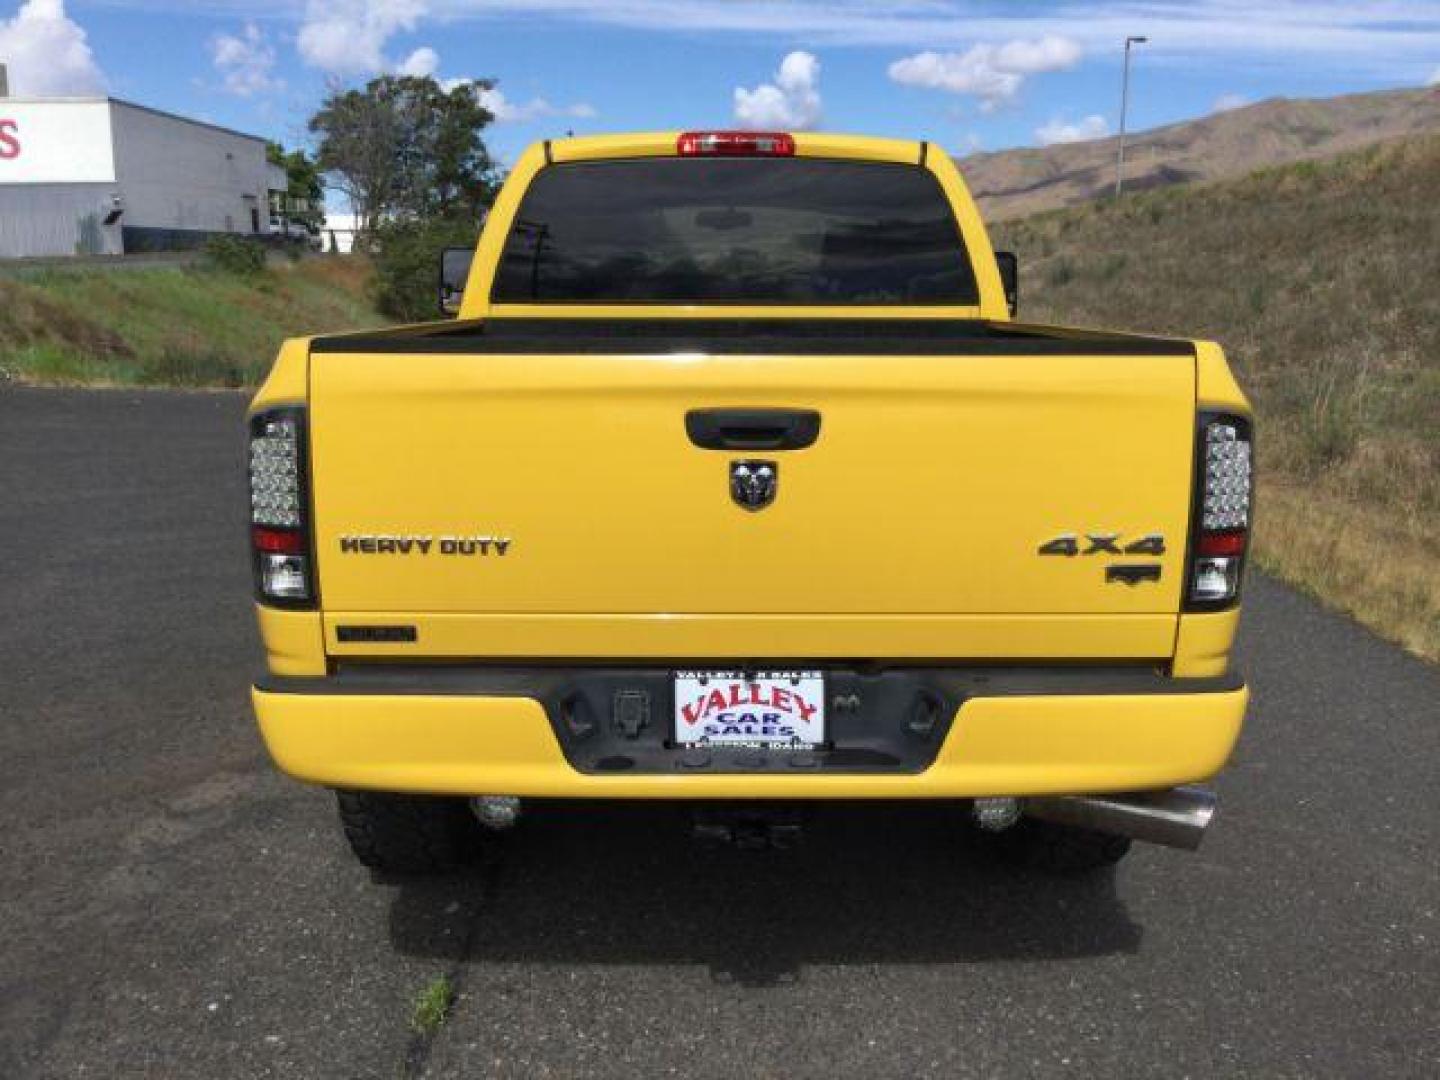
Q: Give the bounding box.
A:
[492,158,978,305]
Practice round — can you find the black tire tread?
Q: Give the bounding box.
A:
[334,790,482,875]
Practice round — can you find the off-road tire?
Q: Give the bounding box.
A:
[986,817,1132,875]
[334,790,484,875]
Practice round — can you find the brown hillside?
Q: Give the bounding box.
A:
[962,86,1440,221]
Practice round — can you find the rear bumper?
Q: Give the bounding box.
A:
[251,666,1247,798]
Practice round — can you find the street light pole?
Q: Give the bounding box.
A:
[1115,35,1148,199]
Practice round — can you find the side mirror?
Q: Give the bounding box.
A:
[994,251,1019,317]
[439,247,474,316]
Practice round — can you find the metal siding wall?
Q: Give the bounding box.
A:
[109,102,269,234]
[0,184,123,257]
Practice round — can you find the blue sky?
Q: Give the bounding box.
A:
[2,1,1438,167]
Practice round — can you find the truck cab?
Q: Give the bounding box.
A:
[247,131,1251,874]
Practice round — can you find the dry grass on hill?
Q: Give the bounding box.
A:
[992,135,1440,660]
[963,86,1440,221]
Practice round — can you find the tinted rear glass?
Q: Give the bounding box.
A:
[492,158,977,305]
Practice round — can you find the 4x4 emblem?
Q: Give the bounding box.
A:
[730,460,778,511]
[1038,532,1166,556]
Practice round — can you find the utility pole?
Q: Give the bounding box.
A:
[1115,35,1148,199]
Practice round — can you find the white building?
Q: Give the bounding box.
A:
[0,90,284,258]
[322,212,358,254]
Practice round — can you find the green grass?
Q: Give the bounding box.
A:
[410,975,454,1035]
[0,256,383,388]
[992,134,1440,660]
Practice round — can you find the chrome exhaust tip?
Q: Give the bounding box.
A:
[469,795,522,831]
[971,797,1023,832]
[1022,786,1217,851]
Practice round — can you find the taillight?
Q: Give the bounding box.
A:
[1186,413,1253,609]
[677,131,796,156]
[248,407,314,607]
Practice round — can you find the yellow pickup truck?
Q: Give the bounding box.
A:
[247,130,1252,874]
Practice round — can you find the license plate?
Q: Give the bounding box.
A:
[673,670,826,748]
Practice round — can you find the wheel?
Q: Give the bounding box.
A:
[984,816,1132,875]
[334,790,485,875]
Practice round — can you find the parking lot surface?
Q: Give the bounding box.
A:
[2,387,1437,1077]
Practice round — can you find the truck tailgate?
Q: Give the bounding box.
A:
[308,326,1196,657]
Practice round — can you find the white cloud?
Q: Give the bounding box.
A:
[1035,114,1110,146]
[889,36,1081,111]
[210,22,282,97]
[392,2,1432,63]
[71,3,1440,79]
[461,84,595,123]
[1428,67,1440,86]
[733,50,822,130]
[397,45,439,77]
[297,0,427,76]
[1212,92,1250,113]
[0,0,105,96]
[955,132,984,155]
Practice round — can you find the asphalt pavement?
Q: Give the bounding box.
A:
[1,386,1436,1078]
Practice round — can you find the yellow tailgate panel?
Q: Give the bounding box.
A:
[310,350,1195,623]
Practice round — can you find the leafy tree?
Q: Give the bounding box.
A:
[308,75,500,235]
[424,81,502,220]
[266,143,326,233]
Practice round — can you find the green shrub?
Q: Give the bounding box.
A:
[371,217,482,322]
[411,975,454,1034]
[203,235,268,276]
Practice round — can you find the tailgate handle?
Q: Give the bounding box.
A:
[686,409,821,451]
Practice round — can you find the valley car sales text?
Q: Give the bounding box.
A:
[677,675,823,741]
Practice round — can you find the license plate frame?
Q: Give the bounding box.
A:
[672,670,826,750]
